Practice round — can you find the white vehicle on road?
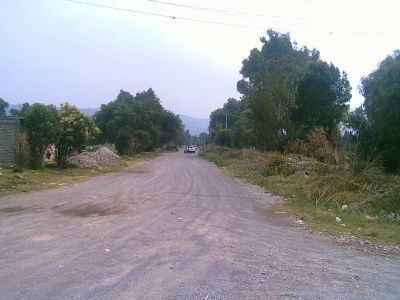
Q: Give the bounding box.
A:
[184,146,196,154]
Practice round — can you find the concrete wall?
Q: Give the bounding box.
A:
[0,117,22,164]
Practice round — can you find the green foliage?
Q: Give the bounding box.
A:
[210,30,348,154]
[209,98,256,148]
[213,129,233,147]
[199,146,241,167]
[0,152,159,197]
[25,103,61,169]
[0,98,9,116]
[55,103,100,167]
[198,132,210,146]
[209,98,241,146]
[231,108,256,148]
[239,30,318,150]
[360,51,400,172]
[263,154,294,177]
[309,165,400,214]
[290,128,335,163]
[343,106,378,168]
[132,129,152,152]
[182,130,210,147]
[94,89,183,153]
[292,61,351,141]
[14,135,29,172]
[9,102,31,118]
[200,146,400,244]
[311,162,332,176]
[115,127,133,155]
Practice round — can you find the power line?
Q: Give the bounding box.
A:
[145,0,267,20]
[66,0,398,36]
[143,0,373,24]
[66,0,266,29]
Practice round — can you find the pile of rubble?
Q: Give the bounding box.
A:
[68,147,120,168]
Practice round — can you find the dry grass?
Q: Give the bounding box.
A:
[200,146,400,245]
[0,152,159,198]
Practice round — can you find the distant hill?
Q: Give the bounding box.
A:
[79,108,98,116]
[179,115,209,136]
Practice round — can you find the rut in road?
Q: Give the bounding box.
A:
[0,152,399,299]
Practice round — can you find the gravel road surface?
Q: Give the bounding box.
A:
[0,152,399,299]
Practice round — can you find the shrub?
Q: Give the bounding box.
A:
[115,128,132,155]
[55,103,99,168]
[307,128,335,163]
[14,136,29,172]
[290,128,335,163]
[263,154,294,177]
[312,162,331,176]
[127,139,139,156]
[25,104,61,169]
[290,139,308,154]
[213,156,228,167]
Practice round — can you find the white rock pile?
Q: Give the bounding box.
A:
[68,147,120,168]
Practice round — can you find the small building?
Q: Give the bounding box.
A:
[0,117,24,165]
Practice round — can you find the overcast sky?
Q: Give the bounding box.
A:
[1,0,399,118]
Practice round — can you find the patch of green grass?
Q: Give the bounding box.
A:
[199,150,241,168]
[262,154,294,177]
[200,146,400,245]
[0,152,159,198]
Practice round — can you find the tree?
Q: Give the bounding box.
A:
[55,103,99,167]
[0,98,9,116]
[94,89,184,153]
[360,50,400,172]
[115,127,133,155]
[344,106,377,164]
[238,30,319,150]
[9,102,31,118]
[292,61,351,141]
[209,98,243,146]
[25,104,61,169]
[198,132,210,146]
[231,108,256,148]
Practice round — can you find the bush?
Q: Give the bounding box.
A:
[290,128,335,163]
[14,136,29,172]
[312,162,332,176]
[55,103,99,168]
[263,154,294,177]
[115,128,132,155]
[126,139,139,156]
[290,139,308,154]
[25,104,61,169]
[213,156,228,167]
[307,128,335,163]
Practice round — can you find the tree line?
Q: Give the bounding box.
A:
[1,89,184,169]
[94,89,184,154]
[209,30,399,173]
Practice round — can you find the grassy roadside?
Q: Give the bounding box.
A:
[0,152,159,198]
[199,146,400,245]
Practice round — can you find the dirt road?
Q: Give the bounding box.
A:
[0,152,399,299]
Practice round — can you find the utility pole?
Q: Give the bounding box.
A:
[225,114,228,130]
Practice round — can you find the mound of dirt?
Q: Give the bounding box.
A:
[68,147,120,168]
[91,147,119,165]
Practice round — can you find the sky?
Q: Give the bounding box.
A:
[0,0,399,118]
